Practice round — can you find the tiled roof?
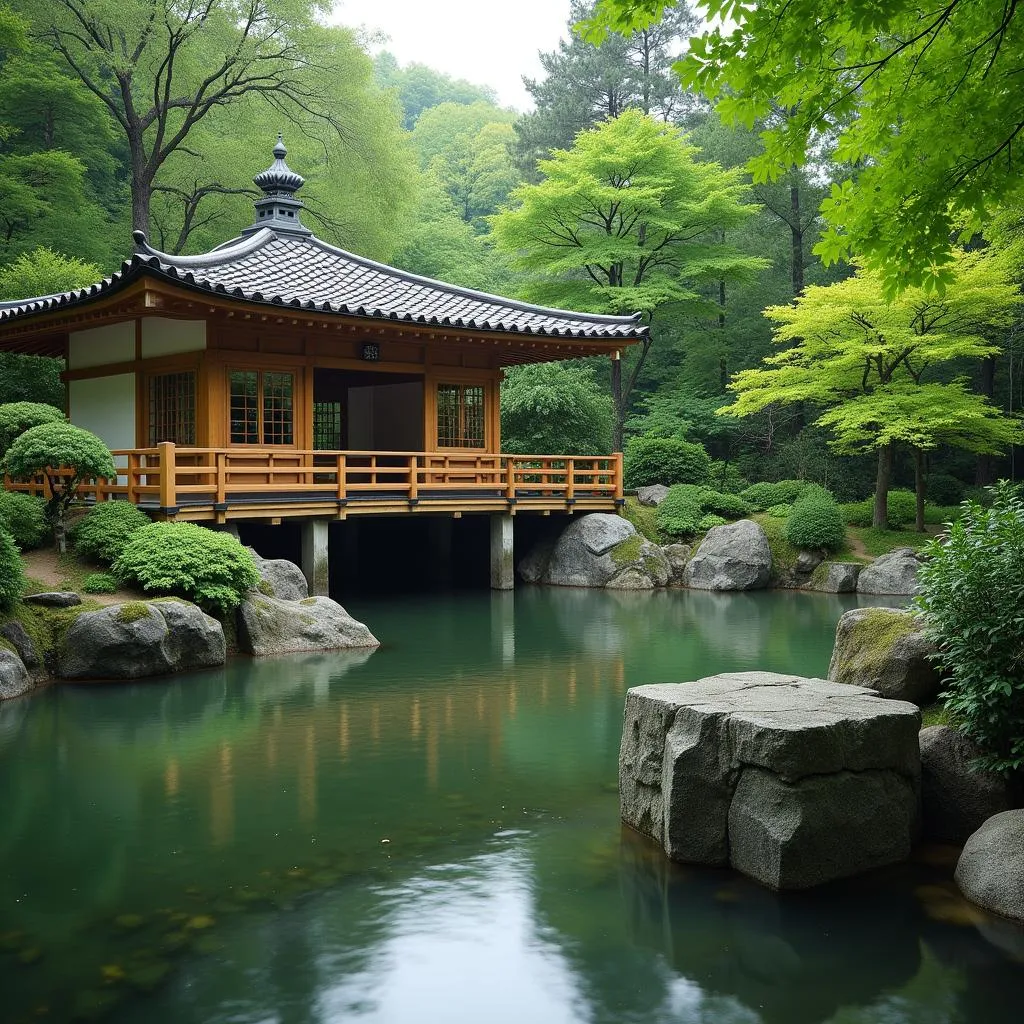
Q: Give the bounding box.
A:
[0,228,646,341]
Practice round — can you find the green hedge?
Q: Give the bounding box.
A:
[0,491,48,549]
[82,572,118,594]
[624,435,711,489]
[73,501,152,565]
[0,527,25,610]
[843,490,928,528]
[656,485,752,538]
[741,479,811,510]
[786,488,846,552]
[113,522,260,615]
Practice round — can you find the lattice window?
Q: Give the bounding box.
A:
[437,383,485,449]
[313,401,343,450]
[229,371,259,444]
[148,371,196,445]
[263,372,293,446]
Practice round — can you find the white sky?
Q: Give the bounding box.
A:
[329,0,574,111]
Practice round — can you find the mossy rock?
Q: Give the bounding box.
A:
[114,601,152,624]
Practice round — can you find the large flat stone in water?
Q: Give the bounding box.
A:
[620,671,921,890]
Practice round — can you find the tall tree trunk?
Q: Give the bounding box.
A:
[913,448,926,533]
[975,354,997,484]
[873,443,893,528]
[611,352,623,452]
[790,183,804,296]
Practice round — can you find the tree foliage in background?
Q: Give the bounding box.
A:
[722,249,1024,526]
[500,362,612,455]
[493,110,767,447]
[0,247,100,299]
[586,0,1024,295]
[916,482,1024,774]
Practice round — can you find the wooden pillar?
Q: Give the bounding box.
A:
[301,519,330,597]
[490,513,514,591]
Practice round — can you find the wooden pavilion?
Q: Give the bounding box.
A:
[0,137,645,590]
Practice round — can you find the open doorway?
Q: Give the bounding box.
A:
[313,368,425,451]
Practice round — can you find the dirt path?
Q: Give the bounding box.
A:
[21,549,142,606]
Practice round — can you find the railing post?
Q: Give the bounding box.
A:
[409,455,418,501]
[216,452,226,505]
[566,458,575,502]
[158,441,176,511]
[127,453,140,505]
[613,452,624,501]
[505,457,516,502]
[336,454,346,501]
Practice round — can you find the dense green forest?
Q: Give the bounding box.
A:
[1,0,1022,520]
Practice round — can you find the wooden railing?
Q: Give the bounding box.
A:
[4,445,623,512]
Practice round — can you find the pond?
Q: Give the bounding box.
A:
[1,587,1022,1023]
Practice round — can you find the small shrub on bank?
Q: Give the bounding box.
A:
[624,435,711,489]
[786,487,846,552]
[698,513,727,530]
[656,484,705,537]
[0,491,48,549]
[916,483,1024,773]
[886,489,918,529]
[73,501,151,565]
[113,522,260,615]
[765,503,791,519]
[741,479,810,510]
[699,490,753,519]
[82,572,118,594]
[0,527,25,610]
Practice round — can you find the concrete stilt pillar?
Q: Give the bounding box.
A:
[301,519,330,596]
[490,513,514,590]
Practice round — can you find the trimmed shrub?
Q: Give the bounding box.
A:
[0,401,65,455]
[82,572,118,594]
[113,522,260,615]
[73,501,151,565]
[926,473,965,506]
[886,489,918,529]
[698,513,727,531]
[0,491,48,549]
[916,483,1024,772]
[786,488,846,552]
[842,499,875,527]
[655,484,706,537]
[0,527,24,610]
[698,489,753,519]
[624,435,711,489]
[765,504,791,519]
[741,479,811,511]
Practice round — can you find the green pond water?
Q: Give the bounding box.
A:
[1,586,1022,1024]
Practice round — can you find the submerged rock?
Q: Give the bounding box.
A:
[956,810,1024,923]
[619,672,921,890]
[57,600,225,680]
[517,537,555,584]
[237,594,379,657]
[920,726,1017,843]
[535,513,669,589]
[661,543,691,587]
[858,547,921,595]
[683,520,772,591]
[828,606,941,705]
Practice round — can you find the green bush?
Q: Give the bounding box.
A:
[82,572,118,594]
[785,488,846,552]
[765,503,791,519]
[0,527,24,610]
[886,489,918,528]
[0,401,65,455]
[741,479,811,510]
[698,513,727,530]
[113,522,260,615]
[698,489,753,518]
[706,460,749,494]
[926,473,965,506]
[0,491,48,549]
[916,483,1024,773]
[624,435,711,489]
[655,484,706,537]
[73,501,151,565]
[842,499,874,526]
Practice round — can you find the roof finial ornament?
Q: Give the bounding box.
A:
[243,132,312,237]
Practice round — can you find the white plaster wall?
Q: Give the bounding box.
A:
[140,317,206,358]
[68,374,136,451]
[67,322,134,370]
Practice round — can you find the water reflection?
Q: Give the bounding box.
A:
[0,588,1020,1024]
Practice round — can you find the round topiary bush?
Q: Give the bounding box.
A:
[785,488,846,552]
[926,472,965,507]
[82,571,118,594]
[655,483,706,537]
[0,491,48,549]
[741,479,810,511]
[697,513,727,531]
[73,501,152,565]
[886,489,918,529]
[698,489,753,519]
[624,435,711,489]
[0,526,25,610]
[0,401,66,455]
[113,522,260,615]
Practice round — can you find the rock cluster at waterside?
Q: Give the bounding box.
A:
[619,672,921,890]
